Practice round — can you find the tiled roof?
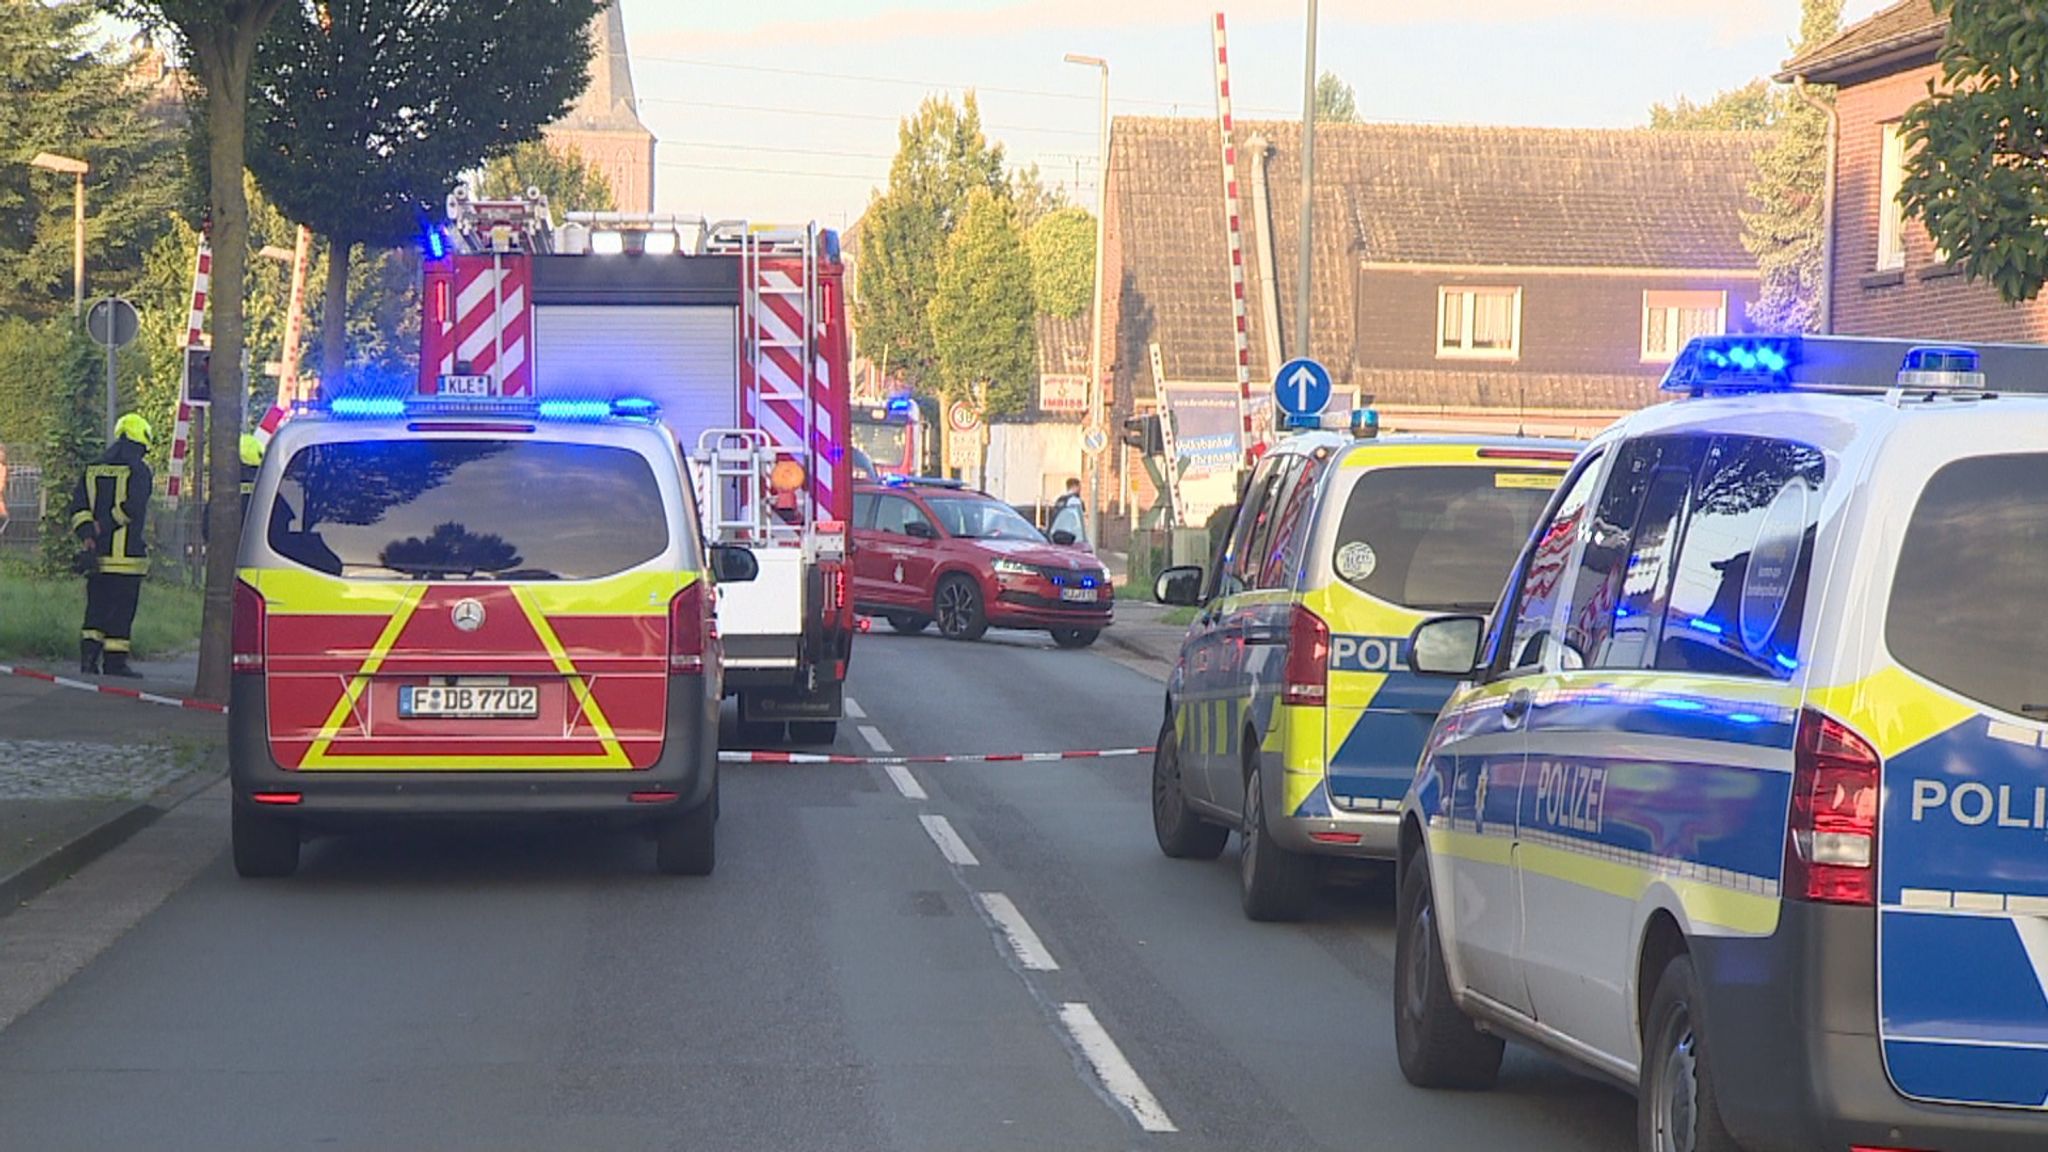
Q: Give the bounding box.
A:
[1036,313,1093,377]
[1109,117,1767,386]
[1779,1,1944,83]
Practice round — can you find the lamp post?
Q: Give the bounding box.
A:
[30,152,90,318]
[1297,0,1319,360]
[1065,52,1109,551]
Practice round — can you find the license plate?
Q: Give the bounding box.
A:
[1060,587,1098,603]
[436,374,497,398]
[400,684,538,719]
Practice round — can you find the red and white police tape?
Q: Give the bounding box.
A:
[0,662,227,714]
[718,746,1154,766]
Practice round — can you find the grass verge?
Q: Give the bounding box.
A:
[1161,605,1200,627]
[0,567,203,661]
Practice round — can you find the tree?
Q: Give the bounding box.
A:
[0,3,185,322]
[854,93,1006,390]
[37,329,103,577]
[247,0,600,387]
[1008,162,1068,230]
[110,0,292,703]
[1650,80,1780,131]
[1900,1,2048,304]
[1741,0,1843,331]
[477,139,616,214]
[1314,71,1358,124]
[1025,206,1095,319]
[929,187,1036,425]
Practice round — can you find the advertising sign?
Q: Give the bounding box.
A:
[1039,373,1088,414]
[1159,382,1246,479]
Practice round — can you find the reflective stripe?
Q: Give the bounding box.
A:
[81,629,104,641]
[97,556,148,575]
[103,638,131,653]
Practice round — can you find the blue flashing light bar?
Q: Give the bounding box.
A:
[1664,335,2045,397]
[885,395,916,418]
[424,226,448,261]
[1687,617,1726,636]
[1663,336,1799,395]
[536,399,614,422]
[330,396,407,418]
[321,388,660,424]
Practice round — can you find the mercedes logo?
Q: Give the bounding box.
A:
[451,598,486,633]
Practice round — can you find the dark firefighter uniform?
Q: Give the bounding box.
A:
[69,414,154,677]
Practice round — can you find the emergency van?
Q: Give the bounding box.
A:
[1150,424,1577,920]
[1395,336,2048,1152]
[228,385,756,879]
[420,191,856,743]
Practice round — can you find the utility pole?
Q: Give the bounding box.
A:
[1065,52,1110,550]
[1297,0,1319,361]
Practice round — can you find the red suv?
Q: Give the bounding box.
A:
[851,480,1113,647]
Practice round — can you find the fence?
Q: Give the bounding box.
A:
[0,447,207,587]
[0,447,41,556]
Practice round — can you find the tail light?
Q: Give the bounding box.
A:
[232,580,265,673]
[826,564,848,613]
[1281,605,1330,708]
[669,582,712,674]
[1785,709,1881,905]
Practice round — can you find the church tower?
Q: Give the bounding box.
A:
[543,4,656,212]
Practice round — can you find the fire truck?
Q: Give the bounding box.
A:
[851,395,926,478]
[419,189,855,741]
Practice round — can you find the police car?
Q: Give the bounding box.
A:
[1394,336,2048,1152]
[229,382,756,879]
[1151,421,1577,920]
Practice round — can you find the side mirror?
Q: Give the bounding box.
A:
[711,545,759,584]
[1050,529,1078,546]
[1408,615,1488,678]
[904,520,936,540]
[1154,565,1204,607]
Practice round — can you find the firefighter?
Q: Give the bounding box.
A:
[69,413,154,677]
[239,433,263,521]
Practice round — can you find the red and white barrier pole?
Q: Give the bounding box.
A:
[1213,12,1261,470]
[165,232,211,501]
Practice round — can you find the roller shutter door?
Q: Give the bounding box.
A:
[533,305,739,453]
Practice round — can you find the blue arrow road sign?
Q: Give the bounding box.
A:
[1274,357,1332,420]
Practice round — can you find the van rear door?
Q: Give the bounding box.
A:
[1876,450,2048,1110]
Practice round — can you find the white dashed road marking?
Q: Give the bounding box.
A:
[843,697,867,720]
[975,893,1059,971]
[1057,1003,1178,1133]
[918,814,979,867]
[884,763,927,801]
[859,724,893,754]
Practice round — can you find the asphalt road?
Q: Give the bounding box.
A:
[0,625,1636,1151]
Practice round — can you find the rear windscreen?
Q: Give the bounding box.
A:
[267,439,672,581]
[1888,453,2048,716]
[1334,465,1557,612]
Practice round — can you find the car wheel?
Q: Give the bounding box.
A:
[1239,759,1313,921]
[1050,627,1100,649]
[886,612,931,634]
[934,576,988,641]
[655,776,717,876]
[1640,954,1739,1152]
[232,805,300,879]
[1152,720,1228,860]
[1394,851,1504,1089]
[789,719,838,745]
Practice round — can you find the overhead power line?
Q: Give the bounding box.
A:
[637,95,1105,140]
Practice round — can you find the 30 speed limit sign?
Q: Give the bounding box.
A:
[947,400,981,434]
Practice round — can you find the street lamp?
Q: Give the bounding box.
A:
[1297,0,1319,361]
[29,151,89,318]
[1065,52,1109,551]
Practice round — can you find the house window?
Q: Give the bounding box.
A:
[1877,123,1908,271]
[1642,290,1728,363]
[1437,287,1520,359]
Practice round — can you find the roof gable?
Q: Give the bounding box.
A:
[1779,0,1944,84]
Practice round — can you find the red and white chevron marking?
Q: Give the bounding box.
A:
[720,746,1153,766]
[431,257,532,397]
[745,262,837,516]
[1212,12,1261,467]
[166,234,212,500]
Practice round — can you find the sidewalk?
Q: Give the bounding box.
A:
[0,653,224,916]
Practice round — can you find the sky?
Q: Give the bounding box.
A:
[622,0,1893,226]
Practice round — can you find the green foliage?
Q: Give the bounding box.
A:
[0,1,186,322]
[1314,71,1358,124]
[478,140,617,214]
[37,327,103,576]
[929,188,1036,419]
[0,567,203,659]
[1900,1,2048,305]
[854,93,1007,389]
[1025,206,1096,319]
[1650,80,1781,131]
[0,317,69,459]
[1741,0,1843,331]
[1008,163,1069,230]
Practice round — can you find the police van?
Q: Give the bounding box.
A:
[1151,422,1578,920]
[1395,336,2048,1152]
[229,381,756,879]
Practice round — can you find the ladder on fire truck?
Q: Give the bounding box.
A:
[706,220,821,538]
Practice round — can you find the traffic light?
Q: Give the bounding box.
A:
[1121,413,1163,456]
[184,347,212,405]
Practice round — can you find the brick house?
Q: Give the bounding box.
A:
[1097,118,1768,458]
[1780,1,2048,341]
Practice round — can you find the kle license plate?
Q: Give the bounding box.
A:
[400,684,539,719]
[1060,587,1098,603]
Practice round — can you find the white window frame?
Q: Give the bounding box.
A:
[1640,290,1729,364]
[1436,286,1522,361]
[1877,123,1908,272]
